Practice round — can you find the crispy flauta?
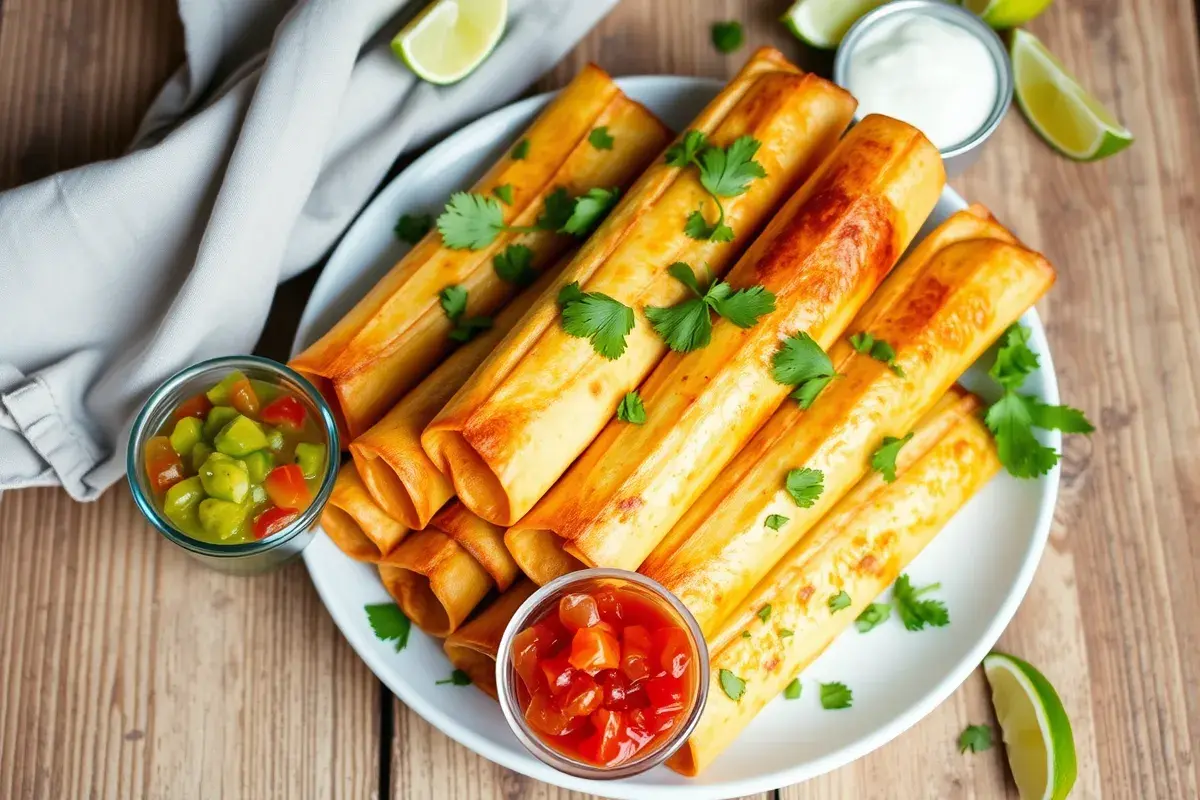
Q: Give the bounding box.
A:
[322,463,409,562]
[291,65,671,438]
[641,205,1056,636]
[424,48,858,527]
[508,115,944,585]
[668,388,1001,776]
[443,579,538,700]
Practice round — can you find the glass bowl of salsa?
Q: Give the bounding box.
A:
[496,569,709,780]
[126,355,339,573]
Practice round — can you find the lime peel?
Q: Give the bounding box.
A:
[963,0,1054,29]
[780,0,890,50]
[393,0,507,86]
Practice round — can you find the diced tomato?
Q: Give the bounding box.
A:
[263,464,311,510]
[560,673,602,717]
[621,625,653,682]
[568,625,620,673]
[511,627,550,695]
[559,592,600,631]
[260,395,307,430]
[252,506,299,539]
[653,626,692,679]
[594,587,625,624]
[539,655,576,698]
[525,690,581,736]
[579,708,625,765]
[596,669,628,708]
[644,673,685,716]
[172,393,212,422]
[229,378,260,417]
[145,436,186,492]
[628,707,673,737]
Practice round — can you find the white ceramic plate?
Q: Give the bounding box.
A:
[292,77,1060,800]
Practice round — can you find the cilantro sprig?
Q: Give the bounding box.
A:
[828,591,851,612]
[558,282,635,360]
[436,186,619,250]
[645,262,776,352]
[959,724,993,753]
[711,21,744,54]
[588,126,614,150]
[493,244,536,287]
[365,603,411,652]
[394,213,432,245]
[892,574,949,631]
[665,131,765,242]
[436,669,472,686]
[439,285,492,343]
[855,603,891,633]
[819,681,853,710]
[983,323,1094,478]
[616,390,646,424]
[772,332,839,409]
[870,432,914,483]
[719,668,746,701]
[785,467,824,508]
[850,331,905,376]
[783,678,802,700]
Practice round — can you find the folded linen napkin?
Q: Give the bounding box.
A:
[0,0,616,501]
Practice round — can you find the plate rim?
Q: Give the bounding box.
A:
[294,75,1061,800]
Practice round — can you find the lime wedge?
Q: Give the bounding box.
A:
[1011,29,1133,161]
[963,0,1054,28]
[780,0,889,50]
[983,652,1077,800]
[392,0,507,85]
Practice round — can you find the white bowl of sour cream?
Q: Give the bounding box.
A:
[833,0,1013,176]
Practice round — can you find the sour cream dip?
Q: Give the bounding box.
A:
[845,15,999,151]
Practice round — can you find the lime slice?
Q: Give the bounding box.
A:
[392,0,507,85]
[983,652,1077,800]
[780,0,889,50]
[963,0,1054,28]
[1011,29,1133,161]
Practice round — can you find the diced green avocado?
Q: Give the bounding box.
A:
[169,416,204,456]
[199,452,250,503]
[203,406,239,441]
[206,370,249,405]
[191,442,214,473]
[198,497,251,540]
[214,415,269,457]
[163,476,205,531]
[265,426,286,452]
[243,450,274,484]
[294,442,326,480]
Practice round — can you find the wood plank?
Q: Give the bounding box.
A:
[0,487,381,799]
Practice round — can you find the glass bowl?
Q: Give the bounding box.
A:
[495,568,709,780]
[126,355,339,574]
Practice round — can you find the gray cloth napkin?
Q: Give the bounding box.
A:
[0,0,616,501]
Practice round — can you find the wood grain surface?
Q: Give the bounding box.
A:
[1,0,1198,798]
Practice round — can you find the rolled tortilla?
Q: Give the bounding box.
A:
[508,115,944,585]
[443,579,538,700]
[322,463,410,562]
[667,389,1001,776]
[641,205,1056,635]
[424,48,858,526]
[377,501,517,636]
[349,258,570,530]
[291,65,672,438]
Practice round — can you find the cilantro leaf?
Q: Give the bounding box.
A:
[989,323,1040,390]
[536,187,576,232]
[783,678,802,700]
[394,213,432,245]
[708,283,776,328]
[855,603,891,633]
[828,591,851,612]
[849,331,875,353]
[892,574,949,631]
[1028,401,1096,434]
[557,281,585,309]
[665,130,708,167]
[959,724,993,754]
[698,135,767,198]
[560,288,635,359]
[711,20,744,54]
[493,244,536,287]
[756,604,772,623]
[785,467,824,508]
[773,332,838,409]
[511,139,530,160]
[719,668,746,701]
[984,393,1061,478]
[616,391,646,424]
[365,603,411,652]
[436,669,472,686]
[870,432,914,483]
[741,630,752,639]
[439,285,492,343]
[645,298,712,352]
[764,513,789,530]
[683,209,714,241]
[667,260,705,295]
[588,126,614,150]
[850,330,904,376]
[819,681,853,710]
[778,628,794,638]
[437,192,505,250]
[492,184,514,205]
[560,187,620,236]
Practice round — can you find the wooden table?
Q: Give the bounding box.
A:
[2,0,1198,797]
